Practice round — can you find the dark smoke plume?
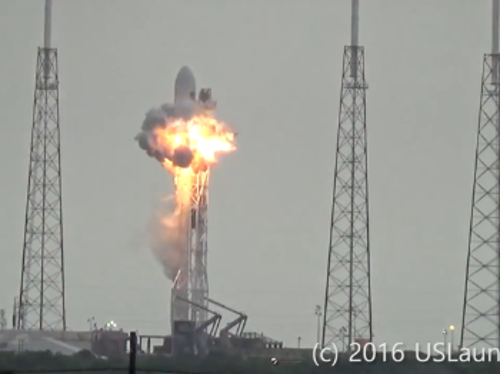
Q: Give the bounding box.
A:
[134,101,196,167]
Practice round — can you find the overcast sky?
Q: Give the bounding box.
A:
[0,0,494,349]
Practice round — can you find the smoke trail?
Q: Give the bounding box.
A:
[138,102,187,279]
[137,101,200,280]
[148,196,182,280]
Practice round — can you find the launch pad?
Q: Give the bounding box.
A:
[142,297,283,356]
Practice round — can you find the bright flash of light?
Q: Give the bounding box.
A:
[156,116,235,174]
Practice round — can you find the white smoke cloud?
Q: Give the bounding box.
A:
[148,196,188,281]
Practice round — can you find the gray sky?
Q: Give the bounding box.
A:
[0,0,492,348]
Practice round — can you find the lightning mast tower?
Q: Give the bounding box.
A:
[460,0,500,349]
[17,0,66,330]
[321,0,372,349]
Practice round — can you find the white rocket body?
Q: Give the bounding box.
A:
[174,66,197,103]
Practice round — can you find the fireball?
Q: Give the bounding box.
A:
[156,115,235,174]
[138,95,236,282]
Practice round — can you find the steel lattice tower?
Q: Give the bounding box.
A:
[460,0,500,349]
[188,171,209,324]
[321,0,372,350]
[17,0,66,331]
[171,171,209,327]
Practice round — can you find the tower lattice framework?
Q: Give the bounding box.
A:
[460,53,500,349]
[321,46,372,349]
[17,47,66,330]
[171,170,210,328]
[188,171,209,324]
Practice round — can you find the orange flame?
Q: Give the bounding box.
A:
[156,115,235,174]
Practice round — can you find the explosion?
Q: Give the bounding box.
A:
[136,97,235,281]
[156,116,235,173]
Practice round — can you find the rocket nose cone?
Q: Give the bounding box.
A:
[176,66,195,86]
[178,66,194,78]
[175,66,196,102]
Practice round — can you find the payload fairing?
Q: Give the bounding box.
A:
[174,66,196,102]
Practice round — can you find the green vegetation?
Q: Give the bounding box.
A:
[0,351,499,374]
